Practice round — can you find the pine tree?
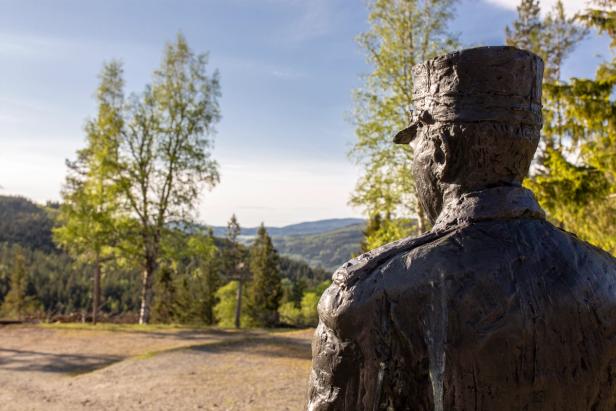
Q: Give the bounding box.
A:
[505,0,614,253]
[247,224,282,327]
[505,0,587,82]
[350,0,459,249]
[526,0,616,253]
[225,214,245,328]
[151,265,176,323]
[0,248,40,320]
[505,0,542,53]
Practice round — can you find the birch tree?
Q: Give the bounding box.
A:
[118,34,221,324]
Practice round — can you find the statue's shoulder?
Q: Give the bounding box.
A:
[332,227,459,289]
[317,227,460,335]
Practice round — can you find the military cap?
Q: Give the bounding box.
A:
[394,46,544,144]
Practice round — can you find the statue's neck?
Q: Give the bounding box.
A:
[432,185,545,231]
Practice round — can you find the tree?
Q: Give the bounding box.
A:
[505,0,542,53]
[0,248,40,320]
[506,0,615,253]
[186,228,221,324]
[247,224,282,327]
[117,33,221,324]
[214,280,250,328]
[222,214,249,328]
[526,0,616,253]
[151,264,176,323]
[53,61,124,324]
[350,0,459,249]
[505,0,587,82]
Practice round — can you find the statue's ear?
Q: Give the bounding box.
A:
[432,132,451,181]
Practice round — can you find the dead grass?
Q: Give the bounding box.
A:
[0,324,314,410]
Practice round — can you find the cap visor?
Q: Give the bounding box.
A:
[393,123,418,144]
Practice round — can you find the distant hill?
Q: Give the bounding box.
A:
[0,194,365,274]
[0,195,58,252]
[271,223,365,272]
[209,218,364,238]
[207,218,366,272]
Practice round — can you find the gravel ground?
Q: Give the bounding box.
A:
[0,324,314,410]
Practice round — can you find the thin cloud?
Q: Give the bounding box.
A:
[272,0,335,45]
[483,0,589,15]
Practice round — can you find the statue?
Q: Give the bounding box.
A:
[307,46,616,410]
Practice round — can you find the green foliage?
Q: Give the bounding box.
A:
[300,292,320,327]
[278,301,303,326]
[246,224,282,327]
[54,61,123,261]
[54,61,125,323]
[361,216,416,252]
[277,280,331,327]
[510,0,616,253]
[350,0,459,249]
[214,281,250,328]
[506,0,587,82]
[105,33,222,324]
[505,0,542,53]
[0,247,42,320]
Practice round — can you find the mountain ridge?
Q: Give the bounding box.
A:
[208,217,365,238]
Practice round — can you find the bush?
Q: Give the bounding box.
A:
[278,301,303,326]
[213,281,251,328]
[300,292,320,326]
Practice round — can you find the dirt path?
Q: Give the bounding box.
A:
[0,324,314,410]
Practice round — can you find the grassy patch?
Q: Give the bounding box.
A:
[39,322,211,333]
[39,322,307,334]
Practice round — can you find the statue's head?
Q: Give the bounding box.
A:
[394,46,544,223]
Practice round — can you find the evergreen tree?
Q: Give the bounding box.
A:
[0,248,40,320]
[526,0,616,253]
[505,0,542,54]
[506,0,614,252]
[151,264,176,323]
[505,0,587,82]
[247,224,282,327]
[224,214,246,328]
[350,0,459,249]
[187,228,221,324]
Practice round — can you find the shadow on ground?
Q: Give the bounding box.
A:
[189,334,312,361]
[0,348,123,374]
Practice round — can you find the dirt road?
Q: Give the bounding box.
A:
[0,324,314,410]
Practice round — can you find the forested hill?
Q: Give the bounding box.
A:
[0,194,363,273]
[209,218,364,237]
[272,224,364,272]
[0,195,58,252]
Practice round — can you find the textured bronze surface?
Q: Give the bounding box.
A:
[308,46,616,411]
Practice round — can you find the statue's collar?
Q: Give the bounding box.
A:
[432,185,545,231]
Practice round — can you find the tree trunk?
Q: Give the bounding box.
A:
[92,256,101,325]
[417,204,428,234]
[139,255,156,325]
[235,275,243,329]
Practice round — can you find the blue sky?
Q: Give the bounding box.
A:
[0,0,611,226]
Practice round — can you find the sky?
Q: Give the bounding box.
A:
[0,0,612,227]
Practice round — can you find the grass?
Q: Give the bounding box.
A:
[40,321,305,334]
[39,322,212,333]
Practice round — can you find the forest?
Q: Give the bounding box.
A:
[0,194,330,326]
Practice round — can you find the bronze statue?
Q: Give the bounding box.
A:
[307,46,616,411]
